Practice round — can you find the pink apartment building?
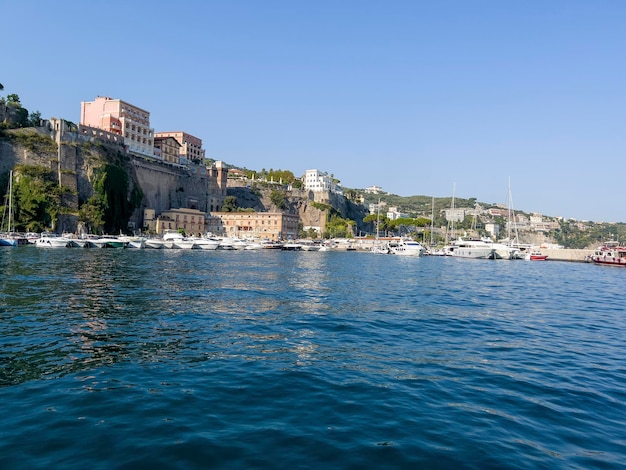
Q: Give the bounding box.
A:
[80,96,155,157]
[154,131,205,165]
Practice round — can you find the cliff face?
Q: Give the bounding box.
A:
[0,127,225,233]
[1,126,368,235]
[226,185,371,234]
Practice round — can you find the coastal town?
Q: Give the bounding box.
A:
[1,93,625,265]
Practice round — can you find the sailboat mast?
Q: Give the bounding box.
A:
[376,197,381,239]
[507,176,520,245]
[8,170,13,233]
[430,196,434,246]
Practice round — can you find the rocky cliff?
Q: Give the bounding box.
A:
[226,184,372,235]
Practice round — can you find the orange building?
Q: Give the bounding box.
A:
[207,212,300,241]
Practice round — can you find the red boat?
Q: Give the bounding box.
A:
[526,251,548,261]
[589,242,626,266]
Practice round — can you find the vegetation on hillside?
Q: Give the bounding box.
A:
[2,128,57,154]
[1,165,66,232]
[83,163,143,234]
[0,94,42,129]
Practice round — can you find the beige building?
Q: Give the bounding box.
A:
[154,131,205,165]
[207,212,300,241]
[143,208,207,236]
[153,135,182,164]
[80,96,155,157]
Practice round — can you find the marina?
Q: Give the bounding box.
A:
[0,232,602,263]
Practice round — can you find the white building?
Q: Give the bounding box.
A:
[364,185,384,194]
[386,206,409,221]
[303,169,342,194]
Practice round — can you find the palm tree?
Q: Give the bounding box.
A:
[0,83,4,90]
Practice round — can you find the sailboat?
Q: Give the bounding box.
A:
[370,197,389,254]
[0,170,23,247]
[498,177,539,260]
[441,183,496,259]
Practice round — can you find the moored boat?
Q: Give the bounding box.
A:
[35,232,73,248]
[443,238,496,259]
[389,238,425,256]
[262,241,284,249]
[89,235,127,249]
[190,237,220,250]
[523,251,548,261]
[162,231,195,249]
[281,241,302,251]
[589,242,626,266]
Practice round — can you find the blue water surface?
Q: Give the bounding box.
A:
[1,247,625,469]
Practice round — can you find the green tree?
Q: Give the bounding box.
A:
[363,213,390,236]
[91,163,142,233]
[222,195,238,212]
[29,111,41,127]
[79,195,106,234]
[270,190,287,210]
[12,165,62,232]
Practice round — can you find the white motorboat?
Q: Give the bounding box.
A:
[486,240,521,260]
[35,232,73,248]
[389,239,425,256]
[298,240,323,251]
[443,238,496,259]
[243,241,264,250]
[118,235,146,249]
[145,238,164,249]
[281,241,302,251]
[88,235,127,249]
[190,237,220,250]
[163,231,196,249]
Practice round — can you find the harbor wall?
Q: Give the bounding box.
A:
[542,248,595,262]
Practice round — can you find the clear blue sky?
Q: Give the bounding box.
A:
[3,0,625,222]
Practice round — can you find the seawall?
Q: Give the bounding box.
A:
[542,248,595,263]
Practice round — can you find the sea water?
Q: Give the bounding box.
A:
[1,247,625,469]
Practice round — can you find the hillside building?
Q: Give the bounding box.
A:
[154,131,205,165]
[80,96,155,157]
[153,135,182,164]
[303,169,343,194]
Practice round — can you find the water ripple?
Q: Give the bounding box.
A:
[1,249,625,468]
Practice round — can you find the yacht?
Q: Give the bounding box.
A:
[389,238,425,256]
[443,238,496,259]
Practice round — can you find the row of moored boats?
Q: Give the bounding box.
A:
[0,231,329,251]
[371,237,548,260]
